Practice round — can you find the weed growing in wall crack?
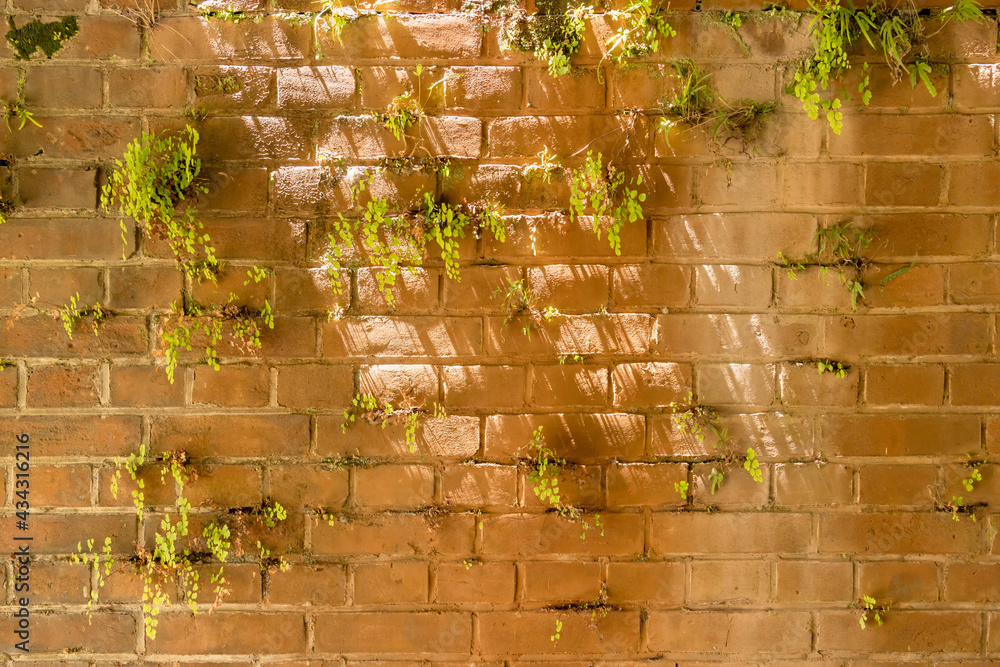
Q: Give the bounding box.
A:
[568,151,645,256]
[342,390,446,452]
[858,595,888,629]
[525,426,604,539]
[605,0,675,63]
[102,125,217,280]
[495,278,561,340]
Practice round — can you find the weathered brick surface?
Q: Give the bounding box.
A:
[5,4,1000,663]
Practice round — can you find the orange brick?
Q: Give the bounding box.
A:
[527,264,609,311]
[776,560,853,603]
[192,365,269,407]
[184,464,262,508]
[314,611,470,655]
[819,513,980,555]
[481,514,643,557]
[148,612,307,654]
[30,464,91,507]
[530,364,608,408]
[485,413,645,463]
[779,362,859,407]
[444,364,525,409]
[479,610,638,655]
[151,415,310,457]
[859,561,939,603]
[26,364,100,408]
[320,414,479,459]
[611,361,689,408]
[269,464,349,509]
[269,564,346,605]
[774,463,853,506]
[951,363,1000,405]
[648,611,810,653]
[690,560,769,604]
[945,563,1000,602]
[651,512,811,555]
[695,265,772,308]
[606,561,684,604]
[816,611,980,653]
[866,162,943,207]
[523,561,601,603]
[611,264,691,309]
[820,415,979,457]
[277,364,354,409]
[523,463,601,510]
[354,465,435,508]
[699,363,775,405]
[354,561,429,604]
[865,364,944,405]
[859,465,938,507]
[436,561,516,604]
[607,462,686,508]
[440,464,516,509]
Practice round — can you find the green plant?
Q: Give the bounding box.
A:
[789,0,983,133]
[858,595,887,629]
[816,359,848,378]
[669,391,729,449]
[525,426,603,539]
[157,294,274,384]
[551,618,563,642]
[342,390,428,452]
[5,16,79,60]
[495,278,560,340]
[374,64,453,140]
[102,125,216,280]
[568,151,645,256]
[525,146,560,183]
[673,479,689,501]
[200,8,263,23]
[3,73,40,131]
[743,447,763,483]
[56,293,106,340]
[537,5,589,76]
[605,0,675,63]
[949,455,984,521]
[777,222,914,310]
[708,467,725,494]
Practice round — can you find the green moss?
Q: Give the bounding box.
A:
[5,16,80,60]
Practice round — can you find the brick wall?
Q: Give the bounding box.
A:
[2,0,1000,663]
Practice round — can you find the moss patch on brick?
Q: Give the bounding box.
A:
[5,16,80,60]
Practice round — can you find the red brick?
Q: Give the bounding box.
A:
[109,67,187,108]
[819,513,980,554]
[446,66,521,113]
[29,266,103,305]
[859,464,938,507]
[150,17,310,61]
[651,512,812,555]
[314,611,470,654]
[479,611,638,655]
[31,464,91,507]
[865,364,944,406]
[607,462,686,508]
[530,364,608,408]
[690,560,769,604]
[110,364,184,407]
[700,362,775,405]
[19,168,97,210]
[9,117,138,160]
[355,561,429,604]
[313,513,474,557]
[27,561,90,603]
[779,362,859,407]
[355,464,434,508]
[866,162,943,207]
[829,115,993,157]
[277,65,356,109]
[485,413,644,463]
[775,463,853,506]
[945,563,1000,602]
[436,561,515,604]
[0,612,136,653]
[268,564,346,605]
[816,611,980,653]
[859,561,939,603]
[653,213,817,261]
[648,611,811,653]
[776,561,853,603]
[524,561,601,603]
[151,415,310,457]
[611,361,689,408]
[26,364,99,407]
[325,316,481,359]
[276,364,353,409]
[54,16,141,59]
[320,414,479,459]
[606,561,684,604]
[820,415,979,457]
[148,612,307,654]
[0,514,133,554]
[193,65,276,111]
[612,263,691,309]
[24,66,102,108]
[0,218,134,260]
[951,263,1000,304]
[655,314,818,358]
[185,464,262,508]
[0,416,139,456]
[192,364,269,407]
[275,267,349,312]
[440,464,516,509]
[356,267,439,314]
[482,514,643,557]
[108,267,182,309]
